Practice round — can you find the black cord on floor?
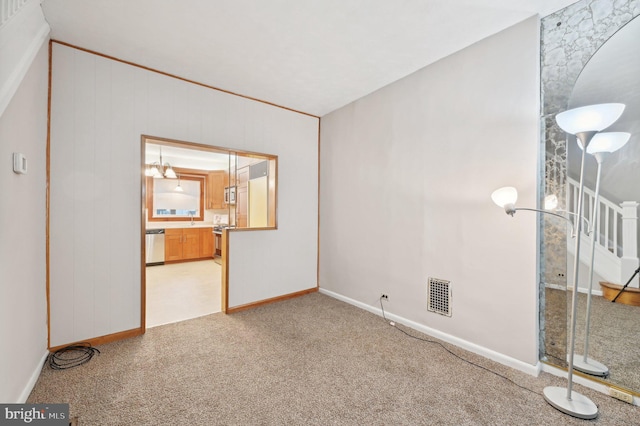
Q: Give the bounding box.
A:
[379,297,542,397]
[49,342,101,370]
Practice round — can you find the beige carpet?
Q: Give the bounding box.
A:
[545,288,640,392]
[28,293,637,425]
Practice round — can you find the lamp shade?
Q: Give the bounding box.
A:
[555,103,625,135]
[491,186,518,208]
[164,166,177,179]
[544,194,559,210]
[152,165,163,178]
[578,131,631,154]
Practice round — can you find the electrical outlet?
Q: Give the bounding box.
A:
[380,294,389,300]
[609,387,634,404]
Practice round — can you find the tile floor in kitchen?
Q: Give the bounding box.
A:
[146,258,222,328]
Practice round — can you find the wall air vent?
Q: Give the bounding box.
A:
[427,277,451,317]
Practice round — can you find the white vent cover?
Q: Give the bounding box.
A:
[427,277,451,317]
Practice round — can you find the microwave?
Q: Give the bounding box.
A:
[224,186,236,205]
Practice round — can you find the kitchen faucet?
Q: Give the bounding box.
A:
[189,212,194,226]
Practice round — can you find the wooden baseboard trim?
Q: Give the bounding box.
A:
[48,327,144,352]
[226,287,318,314]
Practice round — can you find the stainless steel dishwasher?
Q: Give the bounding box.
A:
[145,229,165,266]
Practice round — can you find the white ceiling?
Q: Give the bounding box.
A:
[41,0,578,117]
[145,143,231,171]
[567,14,640,204]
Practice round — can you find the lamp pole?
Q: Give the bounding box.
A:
[493,105,626,420]
[542,103,626,420]
[569,131,592,396]
[573,152,609,376]
[541,130,599,419]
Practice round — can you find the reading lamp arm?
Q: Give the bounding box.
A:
[509,207,586,238]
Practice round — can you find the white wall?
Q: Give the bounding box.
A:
[49,43,319,347]
[0,0,49,118]
[320,17,540,367]
[0,41,48,402]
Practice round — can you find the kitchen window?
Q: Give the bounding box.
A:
[147,173,205,222]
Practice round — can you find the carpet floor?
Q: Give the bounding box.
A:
[28,293,637,425]
[545,288,640,392]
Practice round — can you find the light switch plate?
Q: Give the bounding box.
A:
[13,153,27,174]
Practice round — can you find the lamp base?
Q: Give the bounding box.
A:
[543,386,598,419]
[573,355,609,377]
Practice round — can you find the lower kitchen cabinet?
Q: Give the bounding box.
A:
[200,227,214,258]
[165,229,184,262]
[165,228,214,262]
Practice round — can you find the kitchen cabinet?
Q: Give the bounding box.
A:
[165,228,213,262]
[165,229,184,262]
[206,171,227,209]
[236,167,249,228]
[182,229,201,259]
[200,227,214,258]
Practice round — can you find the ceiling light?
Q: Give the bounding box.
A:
[147,147,177,179]
[164,165,177,179]
[175,174,184,192]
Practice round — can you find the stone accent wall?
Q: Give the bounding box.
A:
[540,0,639,359]
[541,0,640,286]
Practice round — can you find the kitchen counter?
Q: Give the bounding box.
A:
[146,222,217,230]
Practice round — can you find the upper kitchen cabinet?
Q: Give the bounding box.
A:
[207,170,227,209]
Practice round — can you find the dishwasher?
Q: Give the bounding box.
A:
[145,229,165,266]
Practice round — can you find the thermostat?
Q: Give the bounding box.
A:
[13,153,27,174]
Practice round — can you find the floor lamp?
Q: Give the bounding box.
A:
[492,103,625,420]
[573,132,630,377]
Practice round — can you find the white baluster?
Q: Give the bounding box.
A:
[605,206,610,252]
[620,201,639,288]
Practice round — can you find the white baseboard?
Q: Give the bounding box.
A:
[18,351,49,403]
[545,282,603,297]
[319,288,540,377]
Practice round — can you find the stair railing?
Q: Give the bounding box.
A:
[567,177,639,287]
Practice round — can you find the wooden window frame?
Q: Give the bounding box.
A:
[146,170,206,222]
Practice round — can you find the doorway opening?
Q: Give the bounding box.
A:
[141,135,278,328]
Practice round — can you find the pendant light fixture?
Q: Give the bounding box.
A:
[175,174,184,192]
[145,146,177,179]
